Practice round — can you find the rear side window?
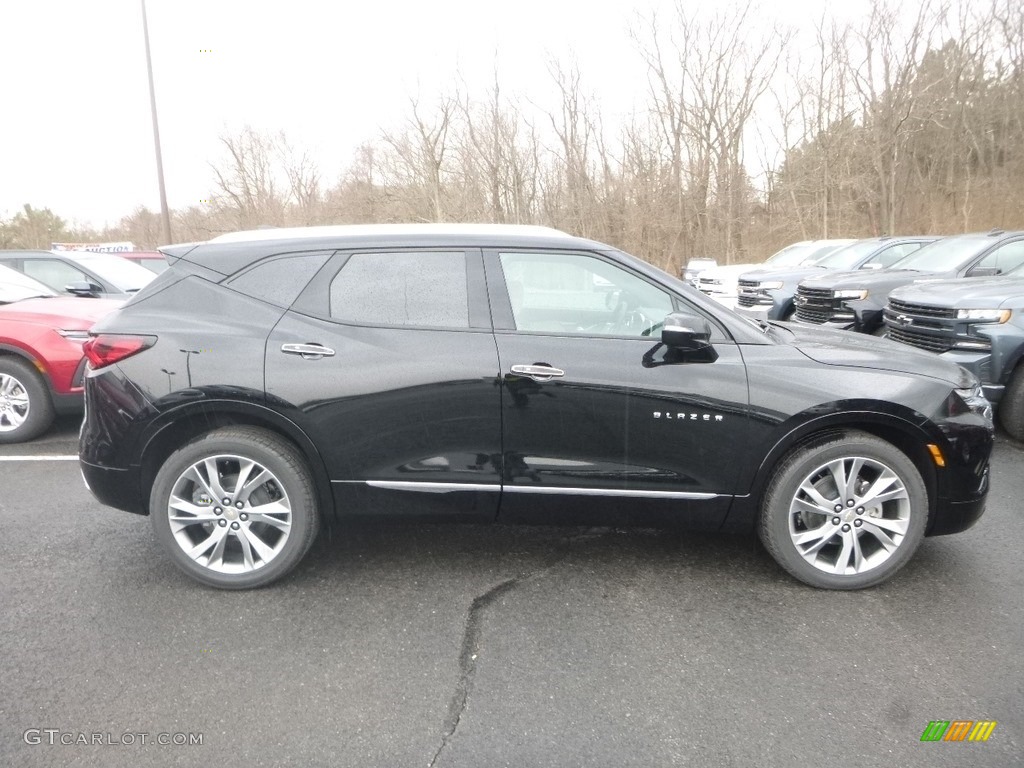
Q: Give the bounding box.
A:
[228,252,332,307]
[329,251,469,328]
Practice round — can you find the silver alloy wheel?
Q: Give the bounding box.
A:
[0,372,31,432]
[167,453,292,574]
[788,456,911,576]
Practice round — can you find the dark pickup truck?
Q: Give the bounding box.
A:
[884,270,1024,440]
[794,230,1024,334]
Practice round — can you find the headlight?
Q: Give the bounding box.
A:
[955,308,1011,323]
[758,281,784,291]
[833,289,868,300]
[951,381,993,424]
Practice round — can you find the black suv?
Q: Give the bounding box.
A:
[794,231,1024,334]
[79,225,993,590]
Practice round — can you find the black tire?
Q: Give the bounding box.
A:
[758,430,928,589]
[149,426,320,589]
[0,356,55,444]
[999,364,1024,441]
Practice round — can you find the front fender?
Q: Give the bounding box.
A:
[721,402,942,533]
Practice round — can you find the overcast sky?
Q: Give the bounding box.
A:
[0,0,866,229]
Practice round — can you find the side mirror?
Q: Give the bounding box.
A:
[661,312,712,351]
[66,281,103,297]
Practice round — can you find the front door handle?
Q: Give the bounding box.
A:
[510,364,565,382]
[281,343,336,360]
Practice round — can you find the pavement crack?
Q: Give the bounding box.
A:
[427,527,607,768]
[428,577,518,768]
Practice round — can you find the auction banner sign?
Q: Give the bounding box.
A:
[51,242,136,253]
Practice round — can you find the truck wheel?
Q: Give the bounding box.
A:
[999,365,1024,441]
[759,430,928,589]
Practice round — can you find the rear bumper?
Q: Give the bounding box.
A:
[80,460,146,515]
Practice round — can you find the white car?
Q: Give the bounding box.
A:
[696,240,856,308]
[681,257,717,285]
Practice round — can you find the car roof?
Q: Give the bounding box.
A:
[164,224,618,276]
[208,223,576,244]
[0,249,57,258]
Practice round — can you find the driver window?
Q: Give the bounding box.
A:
[969,240,1024,276]
[499,251,673,337]
[22,259,90,293]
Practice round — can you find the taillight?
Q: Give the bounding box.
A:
[83,334,156,369]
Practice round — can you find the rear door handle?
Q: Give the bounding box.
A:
[281,343,335,360]
[510,364,565,382]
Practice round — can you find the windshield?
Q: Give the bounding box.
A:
[889,235,993,272]
[764,242,818,267]
[71,253,157,292]
[0,264,57,303]
[814,240,882,269]
[798,241,855,265]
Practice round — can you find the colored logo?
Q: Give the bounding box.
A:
[920,720,997,742]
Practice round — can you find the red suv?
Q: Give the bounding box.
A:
[0,265,121,442]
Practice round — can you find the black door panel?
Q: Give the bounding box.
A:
[265,247,501,520]
[493,330,749,529]
[266,315,502,518]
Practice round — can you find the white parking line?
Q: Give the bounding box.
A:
[0,455,79,461]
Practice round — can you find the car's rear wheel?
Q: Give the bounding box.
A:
[759,431,928,589]
[149,427,320,589]
[0,357,55,444]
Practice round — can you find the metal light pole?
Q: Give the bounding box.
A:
[141,0,172,244]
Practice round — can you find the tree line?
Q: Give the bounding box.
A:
[2,0,1021,275]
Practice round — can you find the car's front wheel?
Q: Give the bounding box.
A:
[0,357,55,444]
[149,427,320,589]
[759,431,928,589]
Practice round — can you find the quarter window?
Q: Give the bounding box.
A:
[229,252,331,307]
[330,251,469,328]
[499,251,674,337]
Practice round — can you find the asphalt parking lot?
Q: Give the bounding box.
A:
[1,416,1021,767]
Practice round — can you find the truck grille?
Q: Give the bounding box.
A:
[886,327,954,353]
[737,279,759,308]
[888,298,956,319]
[794,286,837,324]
